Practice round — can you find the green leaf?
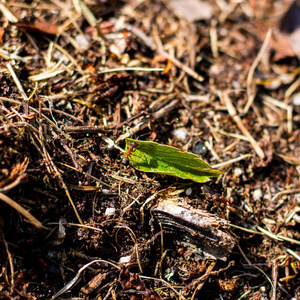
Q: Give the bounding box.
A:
[123,138,222,183]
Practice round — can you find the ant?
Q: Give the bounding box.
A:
[122,141,139,165]
[201,186,232,205]
[201,186,235,218]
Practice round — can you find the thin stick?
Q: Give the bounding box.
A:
[271,260,278,300]
[210,19,218,58]
[6,63,29,115]
[286,248,300,263]
[216,129,249,141]
[257,226,283,241]
[99,67,164,74]
[212,154,252,168]
[0,174,27,193]
[221,92,265,159]
[35,130,83,224]
[0,97,71,140]
[125,24,204,82]
[0,230,14,293]
[9,121,82,224]
[229,223,264,235]
[0,192,43,228]
[191,260,217,300]
[52,259,120,299]
[244,28,272,113]
[48,222,103,233]
[271,188,300,202]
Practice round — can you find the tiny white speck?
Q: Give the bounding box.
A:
[172,128,187,140]
[105,207,116,216]
[293,93,300,105]
[233,168,242,177]
[293,214,300,224]
[119,255,131,263]
[253,189,262,201]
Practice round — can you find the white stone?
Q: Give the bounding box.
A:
[105,207,116,216]
[172,128,187,140]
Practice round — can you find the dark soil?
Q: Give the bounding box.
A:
[0,0,300,299]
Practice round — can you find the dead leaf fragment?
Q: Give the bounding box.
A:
[0,157,29,189]
[270,0,300,60]
[270,30,295,60]
[14,19,59,35]
[168,0,213,22]
[119,264,146,291]
[0,27,5,44]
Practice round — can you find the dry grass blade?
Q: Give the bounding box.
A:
[6,63,29,115]
[191,261,217,300]
[211,154,252,168]
[244,28,272,113]
[0,229,14,294]
[220,91,265,159]
[0,2,18,22]
[0,192,43,228]
[52,259,120,299]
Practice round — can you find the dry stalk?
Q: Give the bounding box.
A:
[244,28,272,114]
[6,119,83,224]
[6,63,29,115]
[220,91,265,159]
[0,229,14,294]
[212,154,252,168]
[271,188,300,203]
[263,95,293,134]
[191,260,217,300]
[48,221,103,233]
[0,192,43,228]
[125,23,204,82]
[117,99,179,142]
[271,260,278,300]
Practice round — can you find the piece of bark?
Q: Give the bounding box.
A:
[151,200,237,261]
[81,272,107,294]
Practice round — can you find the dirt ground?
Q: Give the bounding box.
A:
[0,0,300,299]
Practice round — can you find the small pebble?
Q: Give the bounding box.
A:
[253,189,262,201]
[233,167,243,177]
[185,187,192,196]
[193,140,207,155]
[172,128,187,140]
[119,255,131,264]
[295,193,300,204]
[105,207,116,216]
[102,189,114,194]
[75,34,90,52]
[293,214,300,224]
[293,93,300,105]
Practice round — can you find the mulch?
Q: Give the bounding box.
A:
[0,0,300,299]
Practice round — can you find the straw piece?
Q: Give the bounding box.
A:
[220,92,265,159]
[0,192,43,228]
[244,28,272,113]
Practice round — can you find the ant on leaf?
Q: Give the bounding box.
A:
[122,141,139,165]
